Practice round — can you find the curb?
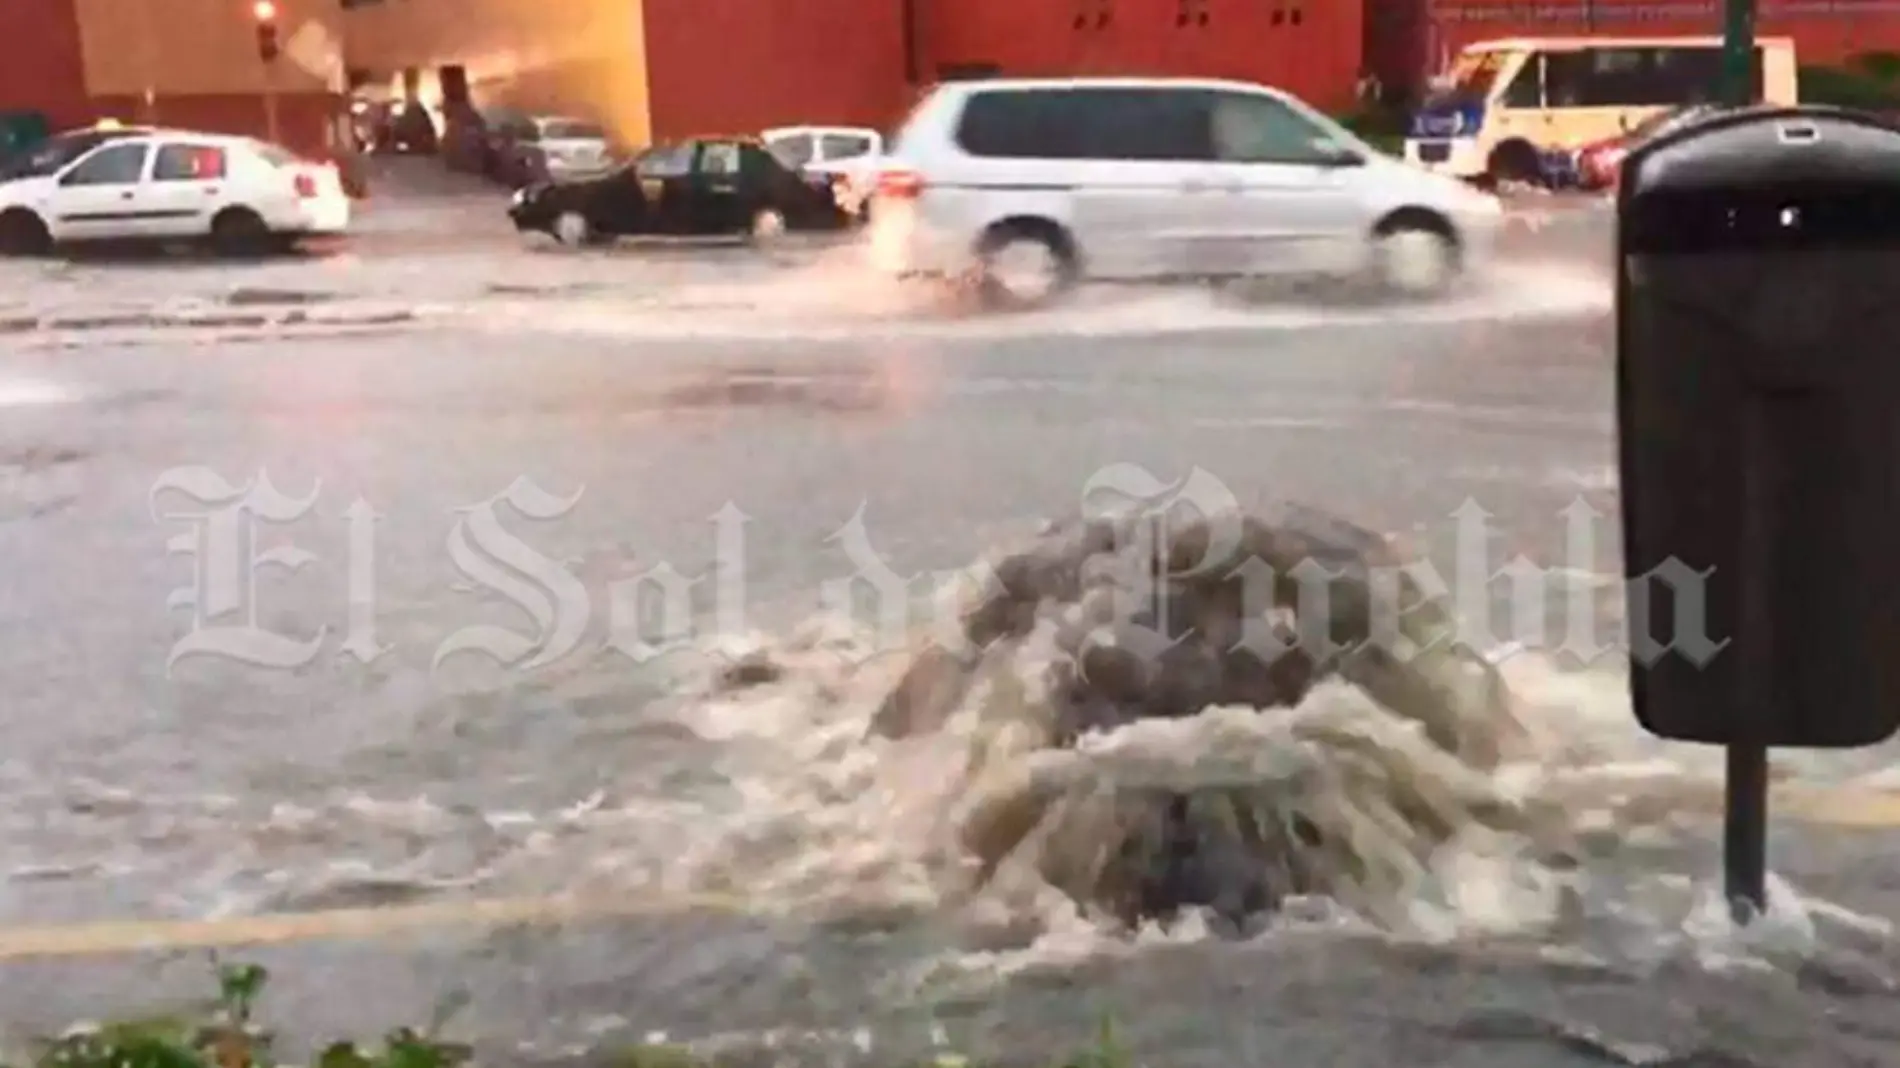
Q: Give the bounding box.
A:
[0,306,421,335]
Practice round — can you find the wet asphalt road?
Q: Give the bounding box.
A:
[2,223,1899,1067]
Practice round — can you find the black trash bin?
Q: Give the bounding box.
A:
[1617,105,1900,749]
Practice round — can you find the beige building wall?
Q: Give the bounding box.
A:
[77,0,345,96]
[342,0,652,146]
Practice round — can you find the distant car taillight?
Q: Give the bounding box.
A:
[875,168,925,199]
[293,172,318,198]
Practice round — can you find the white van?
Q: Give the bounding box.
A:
[867,77,1504,308]
[1403,36,1800,183]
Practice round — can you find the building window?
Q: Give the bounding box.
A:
[1073,0,1111,29]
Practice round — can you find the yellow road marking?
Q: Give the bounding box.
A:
[0,786,1897,961]
[0,891,753,962]
[1778,785,1900,829]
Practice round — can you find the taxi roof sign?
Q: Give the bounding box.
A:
[94,118,123,130]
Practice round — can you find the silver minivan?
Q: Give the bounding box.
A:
[869,77,1506,309]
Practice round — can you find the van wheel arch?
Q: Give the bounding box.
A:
[1372,206,1460,247]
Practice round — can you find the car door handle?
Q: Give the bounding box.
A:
[1179,180,1211,193]
[118,191,134,200]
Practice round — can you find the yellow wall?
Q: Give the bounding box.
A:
[77,0,345,96]
[341,0,651,147]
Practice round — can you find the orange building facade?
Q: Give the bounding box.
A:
[334,0,1363,146]
[0,0,346,158]
[13,0,1900,160]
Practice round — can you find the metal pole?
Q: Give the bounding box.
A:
[1721,0,1756,105]
[263,62,281,145]
[1726,397,1777,926]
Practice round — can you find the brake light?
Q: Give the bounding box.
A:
[293,172,317,198]
[875,168,925,199]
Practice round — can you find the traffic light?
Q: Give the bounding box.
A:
[253,0,280,61]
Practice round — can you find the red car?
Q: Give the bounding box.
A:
[1575,105,1722,191]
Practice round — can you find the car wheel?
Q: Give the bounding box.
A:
[553,210,592,246]
[1486,140,1544,187]
[748,207,787,243]
[974,221,1077,311]
[1368,217,1461,300]
[209,207,272,257]
[0,209,51,257]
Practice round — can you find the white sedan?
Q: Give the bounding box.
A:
[0,125,350,256]
[761,125,882,218]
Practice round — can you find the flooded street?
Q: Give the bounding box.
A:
[0,228,1896,1067]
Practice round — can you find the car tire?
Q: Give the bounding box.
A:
[1486,140,1543,187]
[0,209,51,257]
[553,210,592,246]
[209,207,272,258]
[748,207,787,244]
[1368,214,1461,301]
[973,220,1078,311]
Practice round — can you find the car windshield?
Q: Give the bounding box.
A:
[0,132,122,180]
[1426,49,1512,106]
[765,136,812,169]
[541,120,605,141]
[1444,50,1504,100]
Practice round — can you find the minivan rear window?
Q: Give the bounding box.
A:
[953,88,1211,161]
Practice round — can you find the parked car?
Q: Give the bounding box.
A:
[478,107,534,182]
[492,115,613,187]
[0,126,349,256]
[1574,104,1724,191]
[508,137,847,245]
[868,77,1503,309]
[761,125,883,219]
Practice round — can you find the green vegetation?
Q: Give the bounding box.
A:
[0,963,1138,1068]
[2,962,471,1068]
[1336,106,1407,155]
[1802,54,1900,110]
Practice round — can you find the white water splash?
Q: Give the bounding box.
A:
[0,377,76,407]
[469,258,1609,343]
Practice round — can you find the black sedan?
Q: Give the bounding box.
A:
[507,137,848,245]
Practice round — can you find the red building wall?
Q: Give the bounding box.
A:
[0,0,338,160]
[1371,0,1900,98]
[0,0,91,128]
[922,0,1365,112]
[642,0,910,138]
